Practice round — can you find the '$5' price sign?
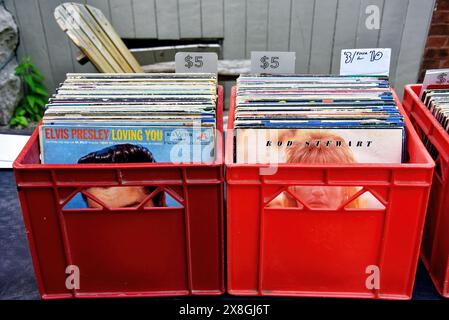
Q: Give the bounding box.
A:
[184,54,203,69]
[175,52,218,73]
[260,56,280,70]
[250,51,296,74]
[436,72,449,84]
[420,68,449,97]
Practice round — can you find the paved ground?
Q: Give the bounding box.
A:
[0,170,39,299]
[0,169,442,300]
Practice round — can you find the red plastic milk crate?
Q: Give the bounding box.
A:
[226,87,434,299]
[403,84,449,298]
[12,87,225,299]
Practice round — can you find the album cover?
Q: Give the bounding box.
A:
[40,125,216,164]
[234,127,404,164]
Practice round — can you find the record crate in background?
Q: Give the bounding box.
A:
[226,86,434,299]
[12,87,225,299]
[403,84,449,298]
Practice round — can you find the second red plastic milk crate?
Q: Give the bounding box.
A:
[226,86,434,299]
[403,84,449,298]
[12,87,225,299]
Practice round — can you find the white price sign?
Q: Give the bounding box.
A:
[340,48,391,76]
[420,68,449,97]
[175,52,218,73]
[251,51,296,74]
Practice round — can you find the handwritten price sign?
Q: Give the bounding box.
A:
[175,52,218,73]
[251,51,295,74]
[420,68,449,97]
[340,48,391,76]
[435,72,449,84]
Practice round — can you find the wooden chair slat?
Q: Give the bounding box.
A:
[54,5,116,73]
[61,3,126,72]
[72,4,135,73]
[85,4,143,73]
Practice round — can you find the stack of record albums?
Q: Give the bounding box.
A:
[39,73,218,165]
[421,88,449,159]
[233,74,405,165]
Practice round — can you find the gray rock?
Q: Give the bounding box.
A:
[0,6,18,66]
[0,58,21,125]
[0,6,20,125]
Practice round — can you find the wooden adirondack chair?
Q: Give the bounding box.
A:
[54,2,249,78]
[55,2,143,73]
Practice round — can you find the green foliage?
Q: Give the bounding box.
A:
[10,57,48,128]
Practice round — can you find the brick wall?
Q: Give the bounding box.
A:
[419,0,449,81]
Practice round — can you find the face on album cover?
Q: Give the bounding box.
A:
[40,125,216,209]
[235,128,403,210]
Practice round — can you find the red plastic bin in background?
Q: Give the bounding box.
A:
[403,84,449,298]
[12,86,225,299]
[226,86,434,299]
